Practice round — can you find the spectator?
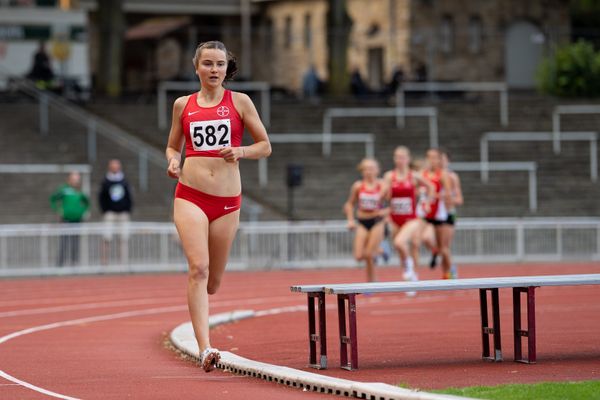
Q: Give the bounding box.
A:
[50,171,89,266]
[99,159,133,265]
[302,64,322,103]
[415,62,428,82]
[350,67,369,99]
[27,41,54,90]
[386,66,404,96]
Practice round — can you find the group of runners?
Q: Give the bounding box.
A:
[343,146,463,285]
[164,39,463,372]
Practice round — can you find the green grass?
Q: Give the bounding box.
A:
[431,380,600,400]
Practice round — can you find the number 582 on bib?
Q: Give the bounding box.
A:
[190,119,231,151]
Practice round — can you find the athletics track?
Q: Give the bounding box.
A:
[0,262,599,399]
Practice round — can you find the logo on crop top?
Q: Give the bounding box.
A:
[217,106,230,117]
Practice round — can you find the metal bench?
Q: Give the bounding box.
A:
[291,274,600,370]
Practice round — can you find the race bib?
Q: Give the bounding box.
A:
[190,119,231,151]
[359,192,380,211]
[391,197,413,215]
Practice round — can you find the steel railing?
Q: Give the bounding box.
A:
[1,218,599,276]
[480,131,598,182]
[322,107,438,155]
[396,81,509,126]
[552,105,600,154]
[450,162,538,212]
[257,133,374,187]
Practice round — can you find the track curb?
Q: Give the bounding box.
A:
[170,311,472,400]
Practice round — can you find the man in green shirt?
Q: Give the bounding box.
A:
[50,172,90,266]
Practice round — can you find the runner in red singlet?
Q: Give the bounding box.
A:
[383,147,433,287]
[343,158,385,282]
[422,148,454,279]
[165,41,271,372]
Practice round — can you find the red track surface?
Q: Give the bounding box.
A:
[1,262,599,399]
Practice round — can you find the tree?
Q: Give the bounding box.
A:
[327,0,352,95]
[96,0,125,97]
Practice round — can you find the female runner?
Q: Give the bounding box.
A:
[441,150,463,278]
[422,148,453,279]
[383,147,433,284]
[343,158,385,282]
[165,41,271,372]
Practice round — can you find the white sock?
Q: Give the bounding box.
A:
[405,257,414,272]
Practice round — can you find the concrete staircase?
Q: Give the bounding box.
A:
[6,90,597,223]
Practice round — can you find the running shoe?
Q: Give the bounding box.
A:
[402,269,418,282]
[450,264,458,279]
[403,269,418,297]
[429,253,438,269]
[199,347,221,373]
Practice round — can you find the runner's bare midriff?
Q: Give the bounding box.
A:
[179,157,241,197]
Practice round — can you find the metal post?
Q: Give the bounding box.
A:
[365,138,374,158]
[479,289,490,359]
[516,221,524,261]
[80,226,89,267]
[317,292,327,369]
[347,294,358,370]
[556,223,563,259]
[139,150,148,192]
[529,167,537,213]
[308,294,317,367]
[337,295,348,369]
[258,157,268,187]
[500,89,509,127]
[0,235,7,269]
[526,287,536,363]
[240,0,252,79]
[429,111,439,148]
[396,89,405,127]
[491,288,502,361]
[87,119,97,163]
[323,112,332,156]
[590,137,597,182]
[513,288,522,361]
[480,137,489,183]
[552,111,561,154]
[158,82,167,130]
[160,231,169,266]
[39,92,49,136]
[262,87,271,127]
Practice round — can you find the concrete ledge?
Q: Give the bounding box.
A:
[170,311,472,400]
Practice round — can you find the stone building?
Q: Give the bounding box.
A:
[252,0,571,92]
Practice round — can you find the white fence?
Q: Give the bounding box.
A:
[480,131,598,182]
[396,81,509,126]
[552,105,600,154]
[322,107,439,154]
[157,80,271,130]
[1,218,599,277]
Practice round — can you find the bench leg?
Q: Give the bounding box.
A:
[479,288,502,362]
[513,287,537,364]
[338,294,358,370]
[307,292,327,369]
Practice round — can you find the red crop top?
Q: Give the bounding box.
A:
[180,90,244,158]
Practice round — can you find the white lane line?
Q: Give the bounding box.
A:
[0,295,294,319]
[0,305,188,400]
[0,298,183,318]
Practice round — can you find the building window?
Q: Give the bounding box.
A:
[304,13,312,49]
[468,16,482,54]
[440,15,454,54]
[284,15,293,49]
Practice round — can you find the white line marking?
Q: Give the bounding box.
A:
[0,305,188,399]
[0,295,293,319]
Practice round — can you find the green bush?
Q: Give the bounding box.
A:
[537,40,600,97]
